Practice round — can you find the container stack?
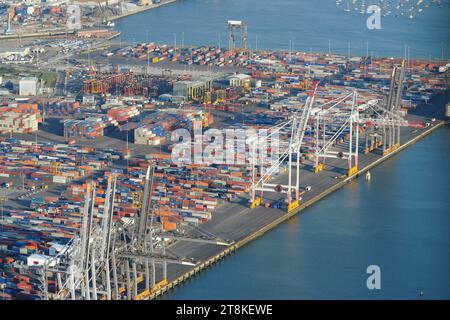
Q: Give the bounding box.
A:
[107,105,140,124]
[0,138,107,184]
[0,112,39,134]
[0,103,41,134]
[63,115,112,139]
[134,110,213,145]
[37,99,81,116]
[134,125,167,146]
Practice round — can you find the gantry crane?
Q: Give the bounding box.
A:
[310,88,417,178]
[363,60,407,156]
[249,81,319,212]
[248,73,421,212]
[311,91,360,176]
[34,165,232,300]
[228,20,248,50]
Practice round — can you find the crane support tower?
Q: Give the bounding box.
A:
[363,60,407,155]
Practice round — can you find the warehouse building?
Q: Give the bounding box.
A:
[19,76,39,96]
[227,73,252,87]
[173,78,213,100]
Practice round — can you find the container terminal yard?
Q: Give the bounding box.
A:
[0,1,449,299]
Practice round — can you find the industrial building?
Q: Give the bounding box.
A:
[19,76,39,96]
[173,78,213,100]
[0,88,11,96]
[82,94,95,106]
[227,73,251,87]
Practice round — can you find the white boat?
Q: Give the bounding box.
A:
[344,1,351,12]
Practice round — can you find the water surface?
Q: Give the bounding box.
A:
[115,0,450,58]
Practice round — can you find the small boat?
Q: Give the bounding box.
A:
[344,0,351,12]
[365,171,371,181]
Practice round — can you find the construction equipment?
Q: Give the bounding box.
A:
[228,20,248,50]
[249,81,319,212]
[248,75,419,210]
[216,89,226,103]
[311,91,360,177]
[363,60,407,156]
[34,164,232,300]
[204,91,212,104]
[51,162,61,175]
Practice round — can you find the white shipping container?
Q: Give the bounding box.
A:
[53,176,67,184]
[183,216,199,225]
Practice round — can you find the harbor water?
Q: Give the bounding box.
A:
[163,125,450,299]
[115,0,450,58]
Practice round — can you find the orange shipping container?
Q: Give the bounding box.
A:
[162,219,177,231]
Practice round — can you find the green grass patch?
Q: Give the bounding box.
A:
[39,71,56,87]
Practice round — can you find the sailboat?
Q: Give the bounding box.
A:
[360,1,366,14]
[344,0,351,12]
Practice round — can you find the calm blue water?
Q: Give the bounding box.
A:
[115,0,450,58]
[164,125,450,299]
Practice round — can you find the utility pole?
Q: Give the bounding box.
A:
[407,45,410,68]
[0,195,6,234]
[288,39,292,61]
[126,130,129,172]
[404,43,407,61]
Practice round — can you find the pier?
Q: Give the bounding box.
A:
[144,101,448,299]
[107,0,177,22]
